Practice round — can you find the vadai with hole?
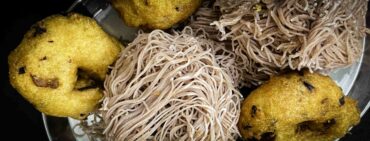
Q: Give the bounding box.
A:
[8,13,122,119]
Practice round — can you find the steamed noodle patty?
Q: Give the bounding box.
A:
[209,0,368,87]
[94,27,242,140]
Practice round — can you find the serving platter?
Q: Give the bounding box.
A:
[43,0,370,140]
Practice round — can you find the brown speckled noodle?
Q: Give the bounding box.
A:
[81,27,242,140]
[210,0,368,86]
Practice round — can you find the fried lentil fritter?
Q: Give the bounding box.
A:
[8,13,122,119]
[238,71,360,141]
[112,0,202,29]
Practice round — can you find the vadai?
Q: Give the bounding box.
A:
[8,13,122,119]
[111,0,202,29]
[238,71,360,141]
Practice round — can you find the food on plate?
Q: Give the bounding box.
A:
[82,27,242,140]
[238,71,360,141]
[206,0,368,86]
[111,0,202,29]
[8,13,122,119]
[13,0,365,140]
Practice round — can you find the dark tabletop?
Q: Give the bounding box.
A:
[1,0,369,140]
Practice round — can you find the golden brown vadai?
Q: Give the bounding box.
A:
[111,0,202,29]
[8,13,122,119]
[238,71,360,141]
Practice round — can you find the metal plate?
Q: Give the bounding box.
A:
[43,1,370,141]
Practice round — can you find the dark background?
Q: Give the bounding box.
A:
[0,0,369,140]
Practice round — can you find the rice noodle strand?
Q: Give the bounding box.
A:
[100,27,242,140]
